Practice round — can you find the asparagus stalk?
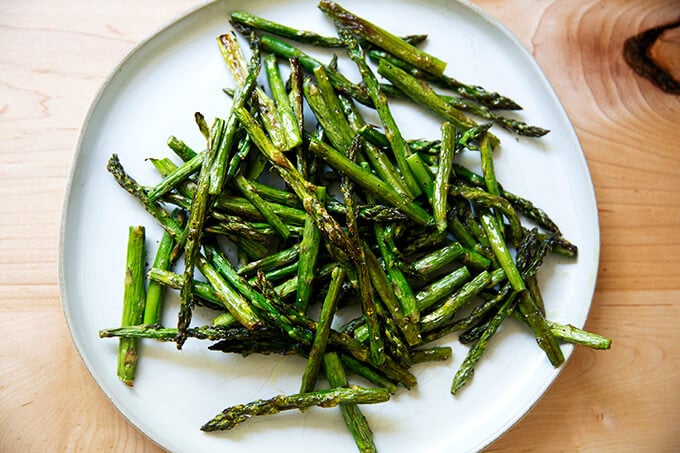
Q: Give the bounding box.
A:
[209,46,261,194]
[224,134,252,184]
[258,33,372,105]
[201,386,390,432]
[304,66,355,151]
[323,352,378,453]
[107,155,183,238]
[338,95,414,200]
[264,53,303,150]
[102,324,279,342]
[415,266,471,312]
[451,290,519,394]
[343,140,385,366]
[231,10,345,47]
[410,347,452,364]
[405,153,435,203]
[379,81,546,136]
[450,184,523,246]
[376,59,500,148]
[215,195,307,225]
[307,138,432,226]
[373,223,420,325]
[338,354,398,394]
[234,174,291,239]
[284,57,307,178]
[319,0,446,76]
[339,25,422,197]
[176,118,225,348]
[217,33,288,150]
[368,49,521,110]
[411,242,465,276]
[204,243,311,344]
[438,92,548,137]
[237,244,300,276]
[234,106,360,263]
[433,122,456,232]
[167,135,197,161]
[420,271,492,333]
[194,112,210,140]
[147,267,226,309]
[546,321,612,350]
[147,152,203,202]
[300,267,345,393]
[364,246,421,346]
[296,187,324,311]
[117,226,146,386]
[142,223,176,325]
[231,10,427,49]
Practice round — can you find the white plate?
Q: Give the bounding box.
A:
[59,1,599,452]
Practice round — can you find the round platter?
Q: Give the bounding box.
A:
[60,1,599,451]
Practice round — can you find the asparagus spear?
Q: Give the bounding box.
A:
[337,95,414,200]
[450,183,523,246]
[234,174,291,239]
[379,81,547,137]
[147,152,203,202]
[204,243,311,344]
[324,352,378,453]
[368,49,521,110]
[307,138,432,226]
[411,242,465,276]
[405,152,435,203]
[545,321,611,350]
[264,53,303,150]
[142,222,176,325]
[107,155,182,238]
[451,290,519,394]
[303,68,354,151]
[415,266,471,312]
[343,139,385,366]
[167,135,197,161]
[102,324,280,342]
[338,354,398,394]
[117,226,146,386]
[201,386,390,432]
[339,25,422,197]
[373,223,420,325]
[147,267,227,309]
[215,195,307,225]
[296,187,324,311]
[410,347,452,364]
[196,254,263,330]
[176,118,225,348]
[319,0,446,76]
[438,92,548,137]
[433,122,456,232]
[420,271,492,333]
[209,45,261,194]
[283,58,307,175]
[231,10,345,47]
[237,244,300,276]
[364,246,421,346]
[300,267,345,393]
[234,106,360,263]
[258,33,372,105]
[376,59,500,148]
[231,10,428,49]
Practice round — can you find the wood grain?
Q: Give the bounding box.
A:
[1,0,678,451]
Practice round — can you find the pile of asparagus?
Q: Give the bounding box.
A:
[100,2,610,450]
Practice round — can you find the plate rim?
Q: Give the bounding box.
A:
[58,0,601,451]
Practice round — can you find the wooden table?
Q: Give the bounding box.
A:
[1,0,678,450]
